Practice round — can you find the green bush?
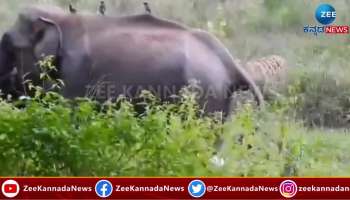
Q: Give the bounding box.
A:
[1,89,350,176]
[218,104,350,176]
[0,89,221,176]
[275,54,350,128]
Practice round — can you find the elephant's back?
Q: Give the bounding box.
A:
[109,14,188,30]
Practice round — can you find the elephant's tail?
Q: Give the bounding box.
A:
[191,29,264,107]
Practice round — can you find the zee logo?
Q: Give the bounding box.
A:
[1,180,20,198]
[315,4,336,25]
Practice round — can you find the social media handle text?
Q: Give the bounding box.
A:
[206,185,278,193]
[22,185,93,192]
[115,185,185,192]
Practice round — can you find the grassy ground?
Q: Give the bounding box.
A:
[0,0,349,176]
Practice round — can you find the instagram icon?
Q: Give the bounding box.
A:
[279,180,297,198]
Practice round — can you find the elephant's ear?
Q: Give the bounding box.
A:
[33,17,63,60]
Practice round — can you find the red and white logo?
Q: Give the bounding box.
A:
[325,25,349,34]
[1,180,20,198]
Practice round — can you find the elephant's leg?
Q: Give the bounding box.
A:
[202,95,232,155]
[60,54,92,99]
[200,95,231,119]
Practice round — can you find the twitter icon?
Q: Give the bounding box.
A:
[188,179,206,198]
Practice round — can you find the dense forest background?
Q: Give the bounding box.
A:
[0,0,350,176]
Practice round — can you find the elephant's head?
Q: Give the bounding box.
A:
[0,6,64,90]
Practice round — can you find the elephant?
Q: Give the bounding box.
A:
[0,69,22,99]
[0,35,23,98]
[0,5,264,116]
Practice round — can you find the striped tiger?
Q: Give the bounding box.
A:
[232,55,288,102]
[244,55,288,90]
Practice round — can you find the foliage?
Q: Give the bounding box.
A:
[0,83,220,176]
[1,89,350,176]
[282,67,350,128]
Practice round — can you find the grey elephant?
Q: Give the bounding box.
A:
[0,6,263,116]
[0,36,22,98]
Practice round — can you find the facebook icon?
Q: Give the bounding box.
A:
[95,180,113,198]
